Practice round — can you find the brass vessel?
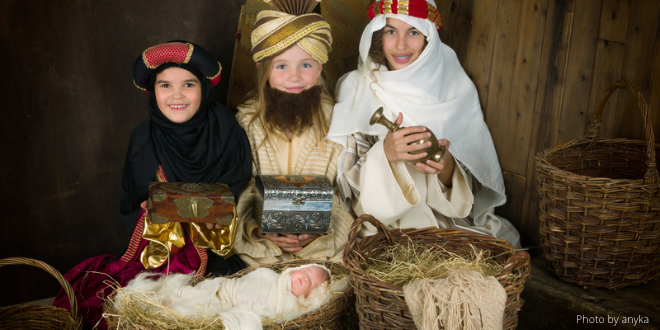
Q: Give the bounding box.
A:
[370,107,446,163]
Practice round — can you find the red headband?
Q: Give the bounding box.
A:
[368,0,442,29]
[133,41,222,91]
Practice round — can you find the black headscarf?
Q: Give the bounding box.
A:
[120,62,252,237]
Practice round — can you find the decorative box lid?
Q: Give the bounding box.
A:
[254,175,333,234]
[147,182,235,225]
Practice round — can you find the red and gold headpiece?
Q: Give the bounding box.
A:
[368,0,442,30]
[133,41,222,91]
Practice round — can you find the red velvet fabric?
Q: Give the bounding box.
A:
[52,210,204,330]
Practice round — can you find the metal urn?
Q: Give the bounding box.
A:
[369,107,446,163]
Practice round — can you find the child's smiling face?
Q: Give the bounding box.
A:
[268,45,322,94]
[381,17,426,71]
[154,67,202,123]
[290,265,327,298]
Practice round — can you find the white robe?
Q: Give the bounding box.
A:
[354,137,478,237]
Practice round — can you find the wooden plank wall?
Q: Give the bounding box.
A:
[441,0,660,249]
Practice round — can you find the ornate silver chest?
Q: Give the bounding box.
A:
[254,175,333,234]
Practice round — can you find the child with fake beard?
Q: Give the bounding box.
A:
[230,0,355,268]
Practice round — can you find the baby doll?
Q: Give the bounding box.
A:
[116,264,332,328]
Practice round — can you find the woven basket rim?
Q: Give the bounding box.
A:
[536,138,657,184]
[345,228,528,287]
[0,257,81,330]
[536,80,658,186]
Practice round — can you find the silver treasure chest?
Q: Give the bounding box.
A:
[254,175,333,234]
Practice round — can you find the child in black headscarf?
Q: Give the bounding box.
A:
[53,41,252,329]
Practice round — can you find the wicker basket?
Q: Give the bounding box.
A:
[0,257,81,330]
[342,214,530,330]
[536,80,660,290]
[105,259,357,329]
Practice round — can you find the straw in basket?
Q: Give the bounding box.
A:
[104,259,357,329]
[342,214,531,330]
[536,80,660,290]
[0,257,81,330]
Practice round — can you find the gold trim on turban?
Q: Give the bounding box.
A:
[251,2,332,64]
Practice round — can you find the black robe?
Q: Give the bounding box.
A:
[119,63,252,274]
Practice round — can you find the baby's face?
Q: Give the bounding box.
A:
[290,266,327,298]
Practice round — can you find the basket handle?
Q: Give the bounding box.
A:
[342,214,395,266]
[0,257,80,324]
[584,79,658,182]
[494,249,529,286]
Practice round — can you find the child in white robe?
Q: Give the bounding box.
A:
[326,0,521,248]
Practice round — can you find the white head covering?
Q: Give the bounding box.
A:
[327,1,507,224]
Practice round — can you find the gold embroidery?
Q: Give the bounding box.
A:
[133,80,147,92]
[142,42,194,70]
[184,44,194,63]
[253,21,331,63]
[206,61,222,80]
[371,1,442,29]
[398,3,409,16]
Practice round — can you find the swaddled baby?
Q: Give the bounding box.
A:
[118,264,332,329]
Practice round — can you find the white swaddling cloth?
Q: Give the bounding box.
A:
[115,264,341,330]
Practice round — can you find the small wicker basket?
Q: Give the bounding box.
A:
[104,259,357,329]
[536,80,660,289]
[0,257,81,330]
[342,214,530,330]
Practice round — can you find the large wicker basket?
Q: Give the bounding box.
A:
[342,214,530,330]
[0,257,81,330]
[536,80,660,290]
[105,259,357,329]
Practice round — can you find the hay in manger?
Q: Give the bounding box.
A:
[363,241,505,288]
[103,260,355,330]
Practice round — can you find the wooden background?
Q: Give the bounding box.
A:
[1,0,659,306]
[438,0,660,250]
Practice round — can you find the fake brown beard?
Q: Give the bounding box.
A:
[264,85,321,135]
